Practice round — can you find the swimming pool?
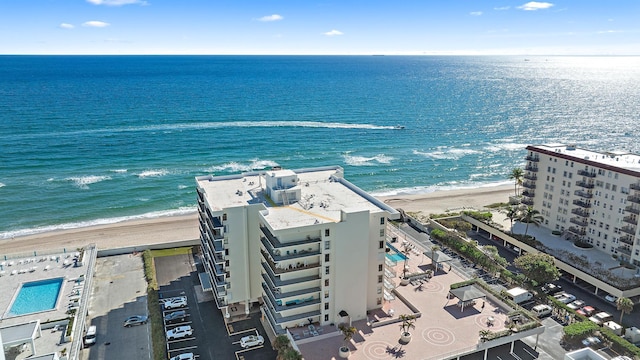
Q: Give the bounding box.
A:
[8,277,64,317]
[385,242,408,262]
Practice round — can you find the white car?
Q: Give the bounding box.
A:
[240,334,264,349]
[567,300,585,310]
[554,292,576,304]
[164,297,187,310]
[166,325,193,340]
[169,353,194,360]
[605,293,618,303]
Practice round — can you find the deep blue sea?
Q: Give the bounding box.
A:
[1,55,639,239]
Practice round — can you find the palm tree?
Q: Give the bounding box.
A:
[508,168,524,197]
[280,348,303,360]
[616,297,634,326]
[479,329,492,342]
[519,206,543,238]
[399,314,416,336]
[274,335,291,360]
[338,324,357,353]
[504,206,519,231]
[402,243,412,278]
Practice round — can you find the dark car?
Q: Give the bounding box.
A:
[164,310,187,323]
[541,283,563,295]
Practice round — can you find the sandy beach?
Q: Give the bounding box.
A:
[0,185,513,255]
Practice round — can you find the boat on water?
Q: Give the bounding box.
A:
[394,125,405,130]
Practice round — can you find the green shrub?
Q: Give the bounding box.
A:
[142,250,167,360]
[65,316,74,337]
[600,326,640,357]
[562,321,598,340]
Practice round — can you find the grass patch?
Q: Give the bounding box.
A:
[150,247,193,258]
[143,250,167,360]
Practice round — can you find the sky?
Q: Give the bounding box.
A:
[1,0,639,55]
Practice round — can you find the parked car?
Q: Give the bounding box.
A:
[164,297,187,310]
[169,353,195,360]
[166,325,193,340]
[532,304,553,318]
[164,310,187,323]
[582,336,602,347]
[123,315,148,327]
[605,293,619,303]
[589,312,613,325]
[240,335,264,349]
[83,325,97,346]
[541,283,563,295]
[567,300,586,310]
[577,306,597,317]
[554,292,576,304]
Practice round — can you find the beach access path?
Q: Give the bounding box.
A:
[0,185,514,254]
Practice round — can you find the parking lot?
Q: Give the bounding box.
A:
[155,252,277,360]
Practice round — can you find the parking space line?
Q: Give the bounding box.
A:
[169,345,198,353]
[235,345,264,359]
[167,336,196,344]
[229,327,257,337]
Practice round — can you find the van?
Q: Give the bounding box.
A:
[532,304,552,318]
[84,325,97,346]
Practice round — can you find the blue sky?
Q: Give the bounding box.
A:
[1,0,638,55]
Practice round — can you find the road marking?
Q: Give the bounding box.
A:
[235,345,265,359]
[169,345,198,353]
[230,327,258,336]
[167,336,196,344]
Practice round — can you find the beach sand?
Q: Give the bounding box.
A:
[0,185,514,255]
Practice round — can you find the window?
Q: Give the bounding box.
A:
[225,249,229,256]
[378,264,383,272]
[569,173,572,179]
[325,279,329,286]
[325,254,330,262]
[377,287,382,294]
[379,240,384,249]
[222,213,227,221]
[325,303,329,310]
[377,298,382,305]
[325,266,330,275]
[325,314,329,321]
[380,229,385,237]
[325,241,330,250]
[380,217,385,225]
[324,291,329,299]
[325,229,330,236]
[378,275,383,283]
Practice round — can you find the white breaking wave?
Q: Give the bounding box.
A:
[110,169,128,173]
[66,175,111,189]
[137,169,169,178]
[413,147,479,160]
[178,185,188,189]
[370,180,513,197]
[206,159,279,173]
[486,143,527,152]
[0,182,5,188]
[343,153,393,166]
[0,206,198,240]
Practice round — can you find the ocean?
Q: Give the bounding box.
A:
[1,55,639,239]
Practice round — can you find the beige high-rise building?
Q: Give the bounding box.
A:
[523,144,640,266]
[195,166,399,334]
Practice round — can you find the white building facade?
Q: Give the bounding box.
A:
[523,144,640,266]
[195,166,399,334]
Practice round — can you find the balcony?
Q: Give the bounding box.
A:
[261,278,320,300]
[570,217,588,227]
[575,180,595,189]
[620,225,637,236]
[522,190,535,198]
[577,169,597,178]
[574,190,593,199]
[627,195,640,205]
[260,237,321,262]
[523,173,538,181]
[525,165,538,172]
[261,250,321,275]
[260,226,321,249]
[571,208,590,218]
[261,262,321,287]
[623,216,638,225]
[261,283,321,313]
[625,206,640,215]
[525,155,540,162]
[262,301,321,327]
[522,198,534,205]
[522,182,536,189]
[617,246,632,256]
[630,183,640,191]
[620,235,634,245]
[572,199,591,208]
[568,227,586,236]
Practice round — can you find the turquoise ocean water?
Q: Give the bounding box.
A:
[1,56,639,239]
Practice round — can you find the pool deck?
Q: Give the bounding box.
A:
[0,251,89,328]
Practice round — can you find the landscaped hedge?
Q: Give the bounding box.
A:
[563,320,599,340]
[142,250,167,360]
[430,228,506,276]
[600,326,640,357]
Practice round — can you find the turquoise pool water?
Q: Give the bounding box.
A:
[386,253,408,262]
[9,278,63,316]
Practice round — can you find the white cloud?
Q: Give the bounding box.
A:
[470,11,483,16]
[494,6,511,10]
[59,23,75,29]
[323,30,343,36]
[87,0,147,5]
[258,14,283,22]
[597,30,622,34]
[518,2,554,11]
[82,21,111,28]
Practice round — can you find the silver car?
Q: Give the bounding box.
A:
[123,315,148,327]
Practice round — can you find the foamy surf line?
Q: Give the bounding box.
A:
[0,207,197,240]
[370,181,513,197]
[6,121,399,140]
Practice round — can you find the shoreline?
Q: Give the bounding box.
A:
[0,185,514,255]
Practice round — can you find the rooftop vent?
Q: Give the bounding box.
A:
[566,144,576,150]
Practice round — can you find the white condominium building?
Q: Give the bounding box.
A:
[523,144,640,266]
[195,166,399,334]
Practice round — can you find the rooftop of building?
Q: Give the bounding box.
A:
[529,144,640,172]
[196,166,399,229]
